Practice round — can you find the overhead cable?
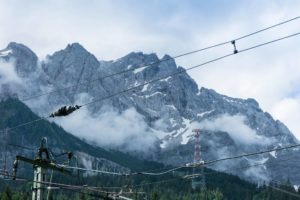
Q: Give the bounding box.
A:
[0,32,299,134]
[130,143,300,176]
[1,16,299,107]
[204,143,300,165]
[56,143,300,177]
[81,32,300,107]
[268,184,300,198]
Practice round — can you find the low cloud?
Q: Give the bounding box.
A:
[52,104,159,154]
[0,59,22,95]
[244,165,269,183]
[199,114,269,146]
[0,59,21,85]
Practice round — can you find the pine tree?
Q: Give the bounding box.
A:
[1,187,12,200]
[151,191,159,200]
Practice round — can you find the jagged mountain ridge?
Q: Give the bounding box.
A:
[1,42,300,184]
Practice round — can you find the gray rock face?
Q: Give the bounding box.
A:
[6,42,38,77]
[0,42,299,184]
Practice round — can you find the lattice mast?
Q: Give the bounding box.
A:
[192,129,205,190]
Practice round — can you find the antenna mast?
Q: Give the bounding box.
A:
[191,129,205,190]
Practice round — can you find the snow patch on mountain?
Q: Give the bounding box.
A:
[141,84,149,92]
[269,151,277,158]
[180,118,192,145]
[127,64,132,69]
[145,91,164,98]
[197,109,214,117]
[160,77,172,82]
[0,49,12,57]
[133,66,146,74]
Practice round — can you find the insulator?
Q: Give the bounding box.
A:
[231,40,238,54]
[12,159,18,180]
[67,152,73,160]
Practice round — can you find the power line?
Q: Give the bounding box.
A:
[0,171,117,199]
[0,171,145,199]
[128,156,295,189]
[168,157,295,187]
[0,21,299,133]
[34,159,264,189]
[58,165,128,176]
[81,32,300,107]
[0,116,48,133]
[204,143,300,165]
[269,179,300,198]
[268,184,300,198]
[55,186,113,200]
[1,16,299,108]
[132,166,184,176]
[186,156,294,179]
[55,143,300,178]
[0,31,299,136]
[125,134,281,177]
[7,143,35,151]
[234,16,300,41]
[0,156,292,193]
[0,156,298,197]
[128,143,300,176]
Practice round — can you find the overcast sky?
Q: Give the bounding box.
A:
[0,0,300,138]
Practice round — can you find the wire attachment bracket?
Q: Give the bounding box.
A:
[231,40,238,54]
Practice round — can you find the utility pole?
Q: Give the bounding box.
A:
[13,137,72,200]
[32,166,47,200]
[191,129,205,190]
[12,137,120,200]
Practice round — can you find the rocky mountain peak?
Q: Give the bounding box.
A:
[42,43,100,85]
[48,42,97,61]
[65,42,89,54]
[160,54,177,68]
[6,42,35,54]
[154,55,178,78]
[6,42,38,62]
[245,98,260,107]
[125,51,159,62]
[1,42,38,77]
[114,52,160,71]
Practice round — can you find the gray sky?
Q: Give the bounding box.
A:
[0,0,300,138]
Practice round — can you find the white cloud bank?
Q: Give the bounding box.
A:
[199,114,270,146]
[0,59,22,95]
[52,106,158,154]
[0,60,21,85]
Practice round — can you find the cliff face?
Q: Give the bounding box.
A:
[0,42,299,184]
